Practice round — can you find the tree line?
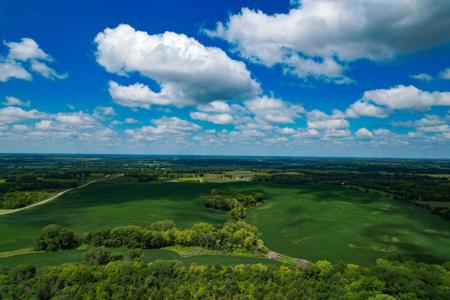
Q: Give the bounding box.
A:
[1,258,448,299]
[35,220,267,254]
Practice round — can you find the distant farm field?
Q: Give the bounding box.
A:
[246,184,450,265]
[0,180,449,266]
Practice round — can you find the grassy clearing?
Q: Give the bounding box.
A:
[246,184,450,266]
[0,248,284,268]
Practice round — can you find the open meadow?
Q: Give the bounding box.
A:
[0,178,449,266]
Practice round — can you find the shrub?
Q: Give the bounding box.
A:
[35,224,79,251]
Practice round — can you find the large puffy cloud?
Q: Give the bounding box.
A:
[95,24,260,108]
[206,0,450,81]
[0,38,66,82]
[244,96,303,124]
[347,85,450,118]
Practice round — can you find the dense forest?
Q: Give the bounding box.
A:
[1,259,449,299]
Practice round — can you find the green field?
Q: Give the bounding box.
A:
[0,180,449,266]
[0,248,283,268]
[246,184,450,265]
[0,180,228,252]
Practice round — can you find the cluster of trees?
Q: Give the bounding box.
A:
[1,259,448,299]
[200,189,265,221]
[0,191,53,209]
[84,220,267,254]
[125,172,159,183]
[0,174,80,209]
[35,225,80,251]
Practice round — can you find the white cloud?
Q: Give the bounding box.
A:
[1,38,66,81]
[30,60,67,80]
[0,106,46,124]
[355,128,374,139]
[346,100,390,118]
[0,61,31,82]
[206,0,450,81]
[3,96,30,107]
[362,85,450,111]
[392,114,450,140]
[93,106,116,119]
[410,73,433,82]
[6,38,49,61]
[54,111,97,128]
[245,96,304,124]
[440,68,450,80]
[125,116,200,141]
[196,101,232,113]
[190,111,234,125]
[307,109,349,130]
[347,85,450,118]
[95,24,260,107]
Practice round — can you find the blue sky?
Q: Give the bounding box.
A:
[0,0,449,157]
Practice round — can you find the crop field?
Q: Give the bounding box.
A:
[0,179,449,266]
[0,179,229,252]
[246,184,450,265]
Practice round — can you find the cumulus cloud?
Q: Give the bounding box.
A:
[362,85,450,111]
[392,115,450,136]
[307,109,348,130]
[0,106,46,124]
[125,116,200,141]
[0,38,66,82]
[190,111,233,125]
[347,85,450,118]
[206,0,450,81]
[355,128,374,139]
[245,96,303,124]
[306,109,351,139]
[346,100,390,118]
[95,24,260,108]
[3,96,30,107]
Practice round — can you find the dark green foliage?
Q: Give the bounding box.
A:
[83,220,267,254]
[0,259,448,299]
[82,247,123,265]
[35,225,79,251]
[200,189,266,211]
[230,205,246,220]
[128,249,144,261]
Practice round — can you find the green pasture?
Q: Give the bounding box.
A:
[0,180,449,266]
[246,184,450,265]
[0,180,228,252]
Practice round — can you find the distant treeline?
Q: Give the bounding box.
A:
[255,172,450,219]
